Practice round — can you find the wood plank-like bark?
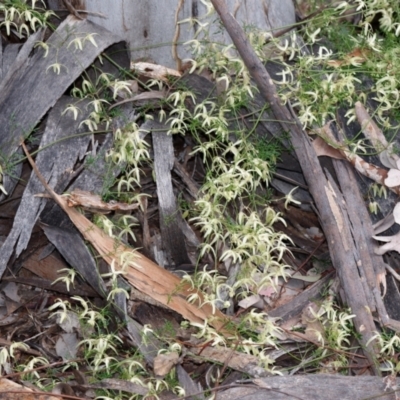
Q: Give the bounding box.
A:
[209,0,380,370]
[152,121,191,267]
[216,375,399,400]
[41,224,107,297]
[269,271,335,322]
[85,0,295,68]
[0,15,123,197]
[0,96,92,277]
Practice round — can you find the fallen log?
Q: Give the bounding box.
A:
[216,374,399,400]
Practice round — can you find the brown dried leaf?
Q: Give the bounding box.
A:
[345,152,396,193]
[191,346,272,377]
[0,378,59,400]
[80,379,147,396]
[354,103,400,166]
[312,136,345,160]
[301,302,325,344]
[355,101,389,150]
[153,352,180,377]
[55,333,79,360]
[327,48,368,68]
[393,203,400,225]
[291,272,321,282]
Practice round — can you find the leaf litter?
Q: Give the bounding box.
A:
[2,1,400,399]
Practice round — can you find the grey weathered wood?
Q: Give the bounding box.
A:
[0,96,92,277]
[0,30,42,94]
[269,271,335,321]
[0,16,122,197]
[3,275,98,297]
[126,317,161,366]
[85,0,295,68]
[333,159,385,308]
[41,223,107,297]
[216,375,400,400]
[0,30,43,198]
[87,0,193,67]
[2,44,22,79]
[177,365,205,400]
[0,36,2,81]
[35,109,131,305]
[152,121,191,267]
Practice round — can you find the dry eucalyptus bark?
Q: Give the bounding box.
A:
[151,120,192,267]
[0,16,122,199]
[216,375,400,400]
[0,96,93,277]
[269,271,335,322]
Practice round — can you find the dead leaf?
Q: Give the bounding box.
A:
[291,272,321,282]
[327,48,369,68]
[345,152,398,193]
[153,352,180,377]
[301,302,325,344]
[312,136,345,160]
[353,102,400,189]
[355,101,393,153]
[80,379,147,396]
[0,378,60,400]
[191,346,273,377]
[314,121,400,194]
[258,285,276,297]
[51,383,75,397]
[385,168,400,188]
[373,211,395,235]
[379,148,398,169]
[238,294,264,309]
[373,232,400,255]
[57,310,81,334]
[2,282,20,303]
[393,203,400,224]
[55,333,79,360]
